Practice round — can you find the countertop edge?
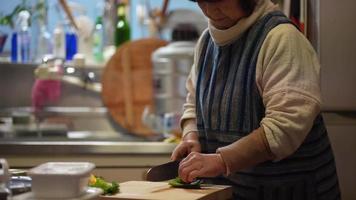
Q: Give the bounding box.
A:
[0,141,176,155]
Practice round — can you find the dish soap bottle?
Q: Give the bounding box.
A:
[115,1,130,48]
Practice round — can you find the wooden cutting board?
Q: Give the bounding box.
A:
[102,38,168,137]
[99,181,232,200]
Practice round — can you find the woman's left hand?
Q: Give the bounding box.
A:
[178,152,226,183]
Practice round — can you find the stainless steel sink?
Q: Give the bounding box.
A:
[0,106,154,142]
[0,62,162,142]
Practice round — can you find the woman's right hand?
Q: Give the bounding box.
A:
[171,132,201,161]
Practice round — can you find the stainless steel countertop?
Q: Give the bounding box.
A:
[0,141,176,155]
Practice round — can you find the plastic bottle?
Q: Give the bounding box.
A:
[53,23,65,59]
[93,16,104,63]
[35,0,52,62]
[36,25,52,62]
[65,24,78,61]
[17,10,31,63]
[115,2,130,48]
[11,31,18,62]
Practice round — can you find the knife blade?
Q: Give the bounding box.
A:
[146,160,180,182]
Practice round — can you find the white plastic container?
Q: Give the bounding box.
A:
[28,162,95,198]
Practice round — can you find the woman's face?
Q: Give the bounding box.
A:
[198,0,247,29]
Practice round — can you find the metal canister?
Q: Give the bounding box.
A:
[151,41,195,115]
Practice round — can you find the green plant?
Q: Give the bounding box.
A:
[0,0,28,29]
[0,0,46,29]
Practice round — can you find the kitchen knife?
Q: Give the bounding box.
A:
[146,160,180,182]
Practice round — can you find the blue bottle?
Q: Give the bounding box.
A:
[11,32,18,62]
[65,25,77,61]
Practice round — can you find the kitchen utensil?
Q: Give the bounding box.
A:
[9,176,31,195]
[145,160,180,182]
[99,181,233,200]
[28,162,95,198]
[58,0,79,30]
[121,47,134,128]
[102,38,168,137]
[160,0,170,24]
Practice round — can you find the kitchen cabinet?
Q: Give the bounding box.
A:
[309,0,356,198]
[318,0,356,111]
[323,113,356,200]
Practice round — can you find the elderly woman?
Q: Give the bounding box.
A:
[171,0,341,199]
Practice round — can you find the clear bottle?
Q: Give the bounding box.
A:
[36,25,52,62]
[53,23,65,59]
[35,0,52,62]
[93,16,104,63]
[115,2,130,48]
[17,10,31,63]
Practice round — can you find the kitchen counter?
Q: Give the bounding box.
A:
[0,140,175,155]
[0,141,177,182]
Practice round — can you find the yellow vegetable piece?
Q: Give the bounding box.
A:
[89,174,97,185]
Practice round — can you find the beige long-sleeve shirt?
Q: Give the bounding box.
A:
[181,0,321,162]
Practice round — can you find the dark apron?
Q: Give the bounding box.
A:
[195,11,341,200]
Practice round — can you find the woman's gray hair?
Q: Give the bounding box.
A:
[189,0,257,15]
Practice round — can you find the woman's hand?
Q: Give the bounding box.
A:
[171,132,201,161]
[178,152,226,183]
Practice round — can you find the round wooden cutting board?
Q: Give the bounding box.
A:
[102,38,168,137]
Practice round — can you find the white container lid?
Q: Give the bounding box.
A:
[28,162,95,177]
[152,41,196,59]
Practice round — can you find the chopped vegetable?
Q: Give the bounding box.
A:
[163,136,181,144]
[168,177,201,189]
[88,174,119,195]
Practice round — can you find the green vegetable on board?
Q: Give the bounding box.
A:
[168,177,201,189]
[89,175,119,195]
